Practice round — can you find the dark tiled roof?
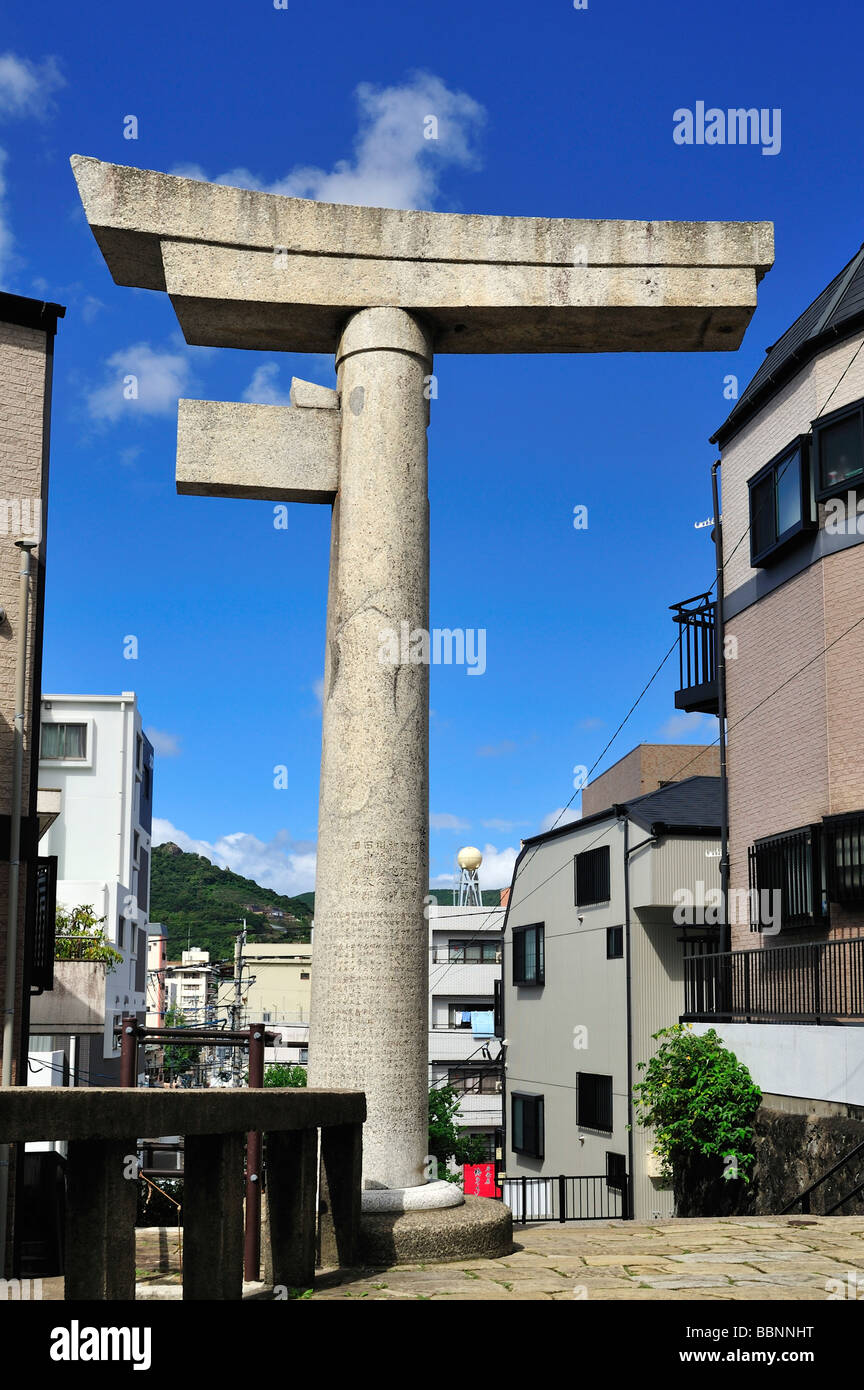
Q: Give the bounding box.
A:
[712,244,864,447]
[624,775,721,833]
[522,775,721,848]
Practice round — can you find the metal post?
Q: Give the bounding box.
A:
[711,463,731,961]
[244,1023,264,1281]
[558,1174,566,1224]
[521,1175,527,1226]
[120,1015,138,1088]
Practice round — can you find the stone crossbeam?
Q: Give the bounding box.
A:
[177,391,339,502]
[71,155,773,354]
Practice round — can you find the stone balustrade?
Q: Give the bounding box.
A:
[0,1085,365,1299]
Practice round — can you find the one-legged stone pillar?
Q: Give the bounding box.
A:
[308,308,431,1192]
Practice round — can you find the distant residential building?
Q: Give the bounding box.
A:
[501,772,721,1221]
[164,948,217,1025]
[428,903,505,1160]
[30,693,153,1085]
[581,743,719,817]
[146,922,168,1026]
[241,943,312,1067]
[673,245,864,1122]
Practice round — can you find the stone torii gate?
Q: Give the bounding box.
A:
[72,155,773,1216]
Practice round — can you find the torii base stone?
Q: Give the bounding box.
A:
[72,154,773,1258]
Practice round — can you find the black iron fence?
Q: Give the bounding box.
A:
[683,936,864,1023]
[501,1174,628,1224]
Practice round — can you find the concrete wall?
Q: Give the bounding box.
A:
[692,1021,864,1110]
[721,330,864,949]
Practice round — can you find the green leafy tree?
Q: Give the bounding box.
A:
[163,1007,202,1082]
[428,1084,488,1181]
[634,1024,762,1191]
[263,1063,307,1087]
[54,904,122,966]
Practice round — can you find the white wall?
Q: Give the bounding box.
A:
[692,1022,864,1109]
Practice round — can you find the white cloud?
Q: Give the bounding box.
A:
[243,362,293,406]
[0,53,64,119]
[312,677,325,711]
[0,147,11,284]
[152,818,317,896]
[86,341,194,422]
[476,740,517,758]
[483,818,527,833]
[430,812,470,831]
[656,711,718,742]
[146,728,181,758]
[170,71,485,212]
[0,54,65,287]
[540,806,582,833]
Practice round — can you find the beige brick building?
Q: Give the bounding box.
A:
[713,247,864,952]
[0,291,64,1268]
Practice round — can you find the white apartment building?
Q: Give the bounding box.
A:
[428,903,505,1159]
[30,693,154,1085]
[165,948,217,1025]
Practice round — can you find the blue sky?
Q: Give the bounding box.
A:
[2,0,862,894]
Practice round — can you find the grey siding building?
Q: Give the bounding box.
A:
[501,775,721,1221]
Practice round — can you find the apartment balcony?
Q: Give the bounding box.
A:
[454,1092,503,1126]
[670,592,719,716]
[429,959,499,995]
[30,961,109,1035]
[428,1030,500,1064]
[682,936,864,1024]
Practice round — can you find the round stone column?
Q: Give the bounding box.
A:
[308,307,432,1191]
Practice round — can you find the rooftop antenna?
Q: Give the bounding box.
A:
[456,847,483,907]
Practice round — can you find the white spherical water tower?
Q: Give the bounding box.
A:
[456,845,483,907]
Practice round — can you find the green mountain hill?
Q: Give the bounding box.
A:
[150,842,313,963]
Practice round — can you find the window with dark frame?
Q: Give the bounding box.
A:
[577,1072,613,1132]
[748,824,825,931]
[606,1151,627,1190]
[575,845,611,907]
[448,938,501,963]
[813,398,864,501]
[448,1068,500,1095]
[824,810,864,904]
[40,722,87,760]
[513,923,544,985]
[511,1092,544,1158]
[606,925,624,959]
[748,438,814,568]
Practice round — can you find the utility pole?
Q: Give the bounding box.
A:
[231,921,246,1086]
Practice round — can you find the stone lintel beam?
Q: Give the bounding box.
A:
[70,155,774,355]
[176,396,339,502]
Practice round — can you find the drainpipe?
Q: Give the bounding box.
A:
[620,815,659,1223]
[711,462,731,957]
[0,540,37,1271]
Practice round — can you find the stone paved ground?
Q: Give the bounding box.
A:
[14,1215,864,1300]
[308,1215,864,1301]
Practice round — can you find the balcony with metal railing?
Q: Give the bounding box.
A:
[682,936,864,1023]
[670,591,719,716]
